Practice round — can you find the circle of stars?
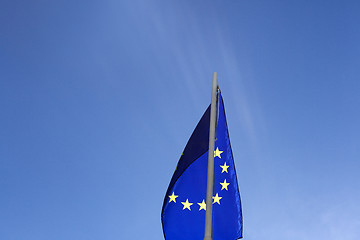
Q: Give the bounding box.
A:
[167,147,230,211]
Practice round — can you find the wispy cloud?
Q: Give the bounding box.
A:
[143,1,261,145]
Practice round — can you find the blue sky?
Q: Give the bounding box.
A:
[1,1,360,239]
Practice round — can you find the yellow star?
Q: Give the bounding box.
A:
[198,200,206,211]
[220,179,230,191]
[168,192,178,203]
[212,193,222,205]
[181,199,193,211]
[214,147,223,158]
[220,162,229,173]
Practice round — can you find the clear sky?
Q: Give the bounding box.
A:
[1,1,360,239]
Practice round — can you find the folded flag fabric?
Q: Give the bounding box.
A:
[161,92,243,240]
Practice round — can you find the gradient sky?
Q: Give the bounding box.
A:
[1,1,360,240]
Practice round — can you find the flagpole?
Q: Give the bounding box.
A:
[204,72,218,240]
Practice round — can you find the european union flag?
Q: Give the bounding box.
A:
[161,92,243,240]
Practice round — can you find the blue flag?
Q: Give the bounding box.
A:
[161,92,243,240]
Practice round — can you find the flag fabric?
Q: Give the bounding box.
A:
[161,92,243,240]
